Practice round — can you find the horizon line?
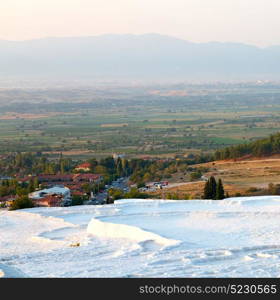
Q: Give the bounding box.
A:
[0,33,276,49]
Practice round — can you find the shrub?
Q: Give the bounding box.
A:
[71,195,87,206]
[189,171,202,181]
[124,187,149,199]
[9,196,34,210]
[246,187,259,193]
[108,188,124,200]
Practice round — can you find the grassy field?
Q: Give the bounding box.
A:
[153,155,280,199]
[1,82,280,159]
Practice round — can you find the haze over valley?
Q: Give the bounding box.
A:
[1,34,280,81]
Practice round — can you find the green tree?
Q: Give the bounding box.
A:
[122,159,130,176]
[108,188,124,200]
[33,177,39,189]
[89,158,98,172]
[124,187,149,199]
[9,195,34,210]
[203,179,211,199]
[116,158,123,177]
[16,187,29,196]
[216,178,225,200]
[203,176,217,199]
[190,171,202,181]
[71,195,87,206]
[27,179,35,193]
[209,176,217,199]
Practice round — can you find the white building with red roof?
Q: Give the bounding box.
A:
[74,162,91,172]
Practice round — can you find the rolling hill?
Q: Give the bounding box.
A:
[1,33,280,80]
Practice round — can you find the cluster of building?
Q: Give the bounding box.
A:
[24,172,103,207]
[139,181,169,192]
[0,163,103,208]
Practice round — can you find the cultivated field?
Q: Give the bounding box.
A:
[1,82,280,159]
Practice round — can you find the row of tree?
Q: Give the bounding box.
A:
[0,150,214,189]
[0,178,39,197]
[108,187,149,201]
[214,132,280,160]
[0,152,75,176]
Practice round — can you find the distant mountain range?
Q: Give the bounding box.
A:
[1,33,280,80]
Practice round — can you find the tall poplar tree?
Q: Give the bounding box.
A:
[209,176,217,199]
[203,179,212,199]
[216,178,225,200]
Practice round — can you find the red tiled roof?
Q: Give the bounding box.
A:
[18,175,36,182]
[72,191,85,196]
[75,162,91,169]
[18,173,102,183]
[0,195,16,202]
[37,174,73,181]
[73,173,101,181]
[35,195,63,207]
[66,184,83,190]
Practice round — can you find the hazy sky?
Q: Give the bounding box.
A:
[1,0,279,47]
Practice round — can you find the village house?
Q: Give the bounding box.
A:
[74,162,91,172]
[29,186,71,207]
[37,174,73,183]
[72,173,102,183]
[34,194,65,207]
[72,190,85,197]
[18,174,73,184]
